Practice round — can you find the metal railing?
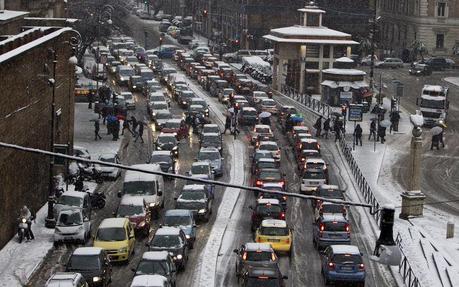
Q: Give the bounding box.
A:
[395,233,422,287]
[277,85,331,118]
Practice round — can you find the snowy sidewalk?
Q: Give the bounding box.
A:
[0,104,123,286]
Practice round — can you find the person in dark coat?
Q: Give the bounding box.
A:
[112,119,120,141]
[131,116,138,135]
[88,92,94,109]
[369,120,376,140]
[390,111,400,133]
[314,116,322,138]
[334,121,342,142]
[223,115,232,134]
[377,124,386,143]
[322,118,331,139]
[94,119,102,140]
[135,122,144,143]
[430,134,440,150]
[101,106,108,125]
[354,124,363,146]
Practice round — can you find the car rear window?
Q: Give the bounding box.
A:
[259,170,281,180]
[323,221,347,232]
[318,189,344,199]
[321,204,345,214]
[303,171,325,180]
[333,254,362,264]
[256,204,282,214]
[256,128,270,133]
[245,251,273,261]
[247,277,279,287]
[260,227,289,236]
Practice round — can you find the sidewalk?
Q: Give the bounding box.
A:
[347,97,459,286]
[0,104,123,286]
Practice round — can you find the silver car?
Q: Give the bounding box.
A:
[375,58,403,68]
[196,147,223,177]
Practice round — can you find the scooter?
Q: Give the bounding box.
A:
[91,192,106,209]
[17,216,32,243]
[77,163,104,184]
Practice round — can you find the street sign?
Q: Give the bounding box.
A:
[396,84,404,98]
[340,91,352,105]
[348,104,363,122]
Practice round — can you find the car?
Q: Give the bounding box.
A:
[258,98,278,115]
[54,208,91,246]
[130,275,171,287]
[178,90,196,108]
[189,98,209,117]
[296,149,320,168]
[148,92,167,103]
[209,79,229,97]
[251,125,273,144]
[295,138,320,155]
[251,91,269,105]
[45,272,88,287]
[375,57,403,68]
[291,125,310,137]
[175,187,213,222]
[250,150,274,174]
[95,153,121,179]
[256,141,281,161]
[125,56,140,67]
[73,145,91,159]
[150,150,176,174]
[121,92,136,109]
[258,182,287,210]
[425,57,450,71]
[109,60,122,74]
[93,218,136,263]
[313,214,351,250]
[53,191,91,222]
[153,110,173,130]
[116,65,135,86]
[233,242,278,277]
[314,202,347,221]
[147,227,189,270]
[163,210,196,248]
[199,132,223,153]
[251,157,279,175]
[187,161,215,181]
[293,132,313,149]
[196,147,223,176]
[155,45,179,59]
[116,196,151,237]
[250,198,285,231]
[238,106,258,126]
[185,104,207,120]
[150,101,169,118]
[239,261,287,287]
[161,119,189,140]
[253,168,286,190]
[200,124,220,135]
[133,252,177,287]
[129,75,144,92]
[154,133,180,157]
[301,157,328,181]
[321,245,366,286]
[360,55,378,66]
[278,105,298,121]
[409,63,432,76]
[159,66,177,83]
[313,184,345,208]
[65,247,112,286]
[300,168,327,194]
[218,88,235,104]
[144,79,161,96]
[255,219,292,255]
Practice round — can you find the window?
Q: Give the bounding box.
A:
[437,2,447,17]
[436,34,445,48]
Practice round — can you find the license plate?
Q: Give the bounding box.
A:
[268,239,280,242]
[341,266,353,271]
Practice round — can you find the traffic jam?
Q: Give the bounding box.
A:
[45,31,370,287]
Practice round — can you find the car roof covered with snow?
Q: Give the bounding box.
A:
[293,126,309,131]
[330,245,360,255]
[130,274,168,287]
[306,158,325,164]
[155,226,181,236]
[254,124,271,129]
[165,209,193,217]
[199,147,220,153]
[258,141,278,146]
[124,164,161,182]
[98,218,129,229]
[60,191,87,199]
[166,119,182,124]
[261,219,287,228]
[258,158,276,163]
[120,195,145,206]
[242,106,257,112]
[245,242,273,252]
[261,182,284,189]
[300,138,318,143]
[141,251,170,261]
[257,198,280,205]
[192,161,211,167]
[46,272,84,287]
[321,213,347,222]
[72,247,103,256]
[151,150,172,156]
[183,184,207,191]
[203,123,218,128]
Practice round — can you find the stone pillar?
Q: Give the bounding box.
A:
[299,45,306,93]
[272,56,280,90]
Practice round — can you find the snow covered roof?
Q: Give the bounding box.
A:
[165,209,192,216]
[245,242,272,252]
[306,158,325,164]
[151,150,172,156]
[120,195,145,206]
[99,218,128,228]
[330,245,360,255]
[323,68,366,76]
[257,198,280,205]
[261,219,287,228]
[255,124,271,129]
[262,182,284,188]
[259,141,278,146]
[61,191,86,199]
[321,213,347,221]
[422,85,444,92]
[293,126,309,131]
[73,247,103,256]
[301,149,320,154]
[335,57,354,63]
[242,107,257,111]
[124,164,161,182]
[263,34,358,45]
[183,184,206,191]
[141,251,169,261]
[202,132,220,137]
[258,158,276,163]
[301,138,318,143]
[167,119,182,123]
[192,161,210,167]
[321,80,338,88]
[130,274,168,287]
[270,25,351,38]
[155,226,181,236]
[203,124,218,127]
[297,7,326,14]
[319,184,340,190]
[0,10,29,21]
[199,147,220,153]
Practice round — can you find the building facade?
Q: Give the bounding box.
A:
[0,11,76,248]
[2,0,66,18]
[264,5,358,95]
[378,0,459,59]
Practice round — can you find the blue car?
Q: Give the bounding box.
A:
[313,214,351,250]
[155,45,178,59]
[321,245,366,286]
[162,209,197,248]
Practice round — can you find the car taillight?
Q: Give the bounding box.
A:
[280,212,285,219]
[328,262,335,270]
[280,181,285,186]
[301,157,305,161]
[285,238,290,244]
[359,263,365,271]
[282,196,287,201]
[319,223,325,232]
[242,252,247,261]
[345,224,350,233]
[256,180,263,186]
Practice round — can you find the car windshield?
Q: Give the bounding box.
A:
[67,255,100,271]
[151,154,171,163]
[96,227,126,241]
[198,151,220,161]
[123,181,156,195]
[153,103,168,110]
[57,195,82,207]
[163,121,181,129]
[247,278,279,287]
[262,101,276,107]
[151,96,165,102]
[323,221,347,232]
[123,93,133,100]
[420,99,445,109]
[318,189,344,199]
[414,64,425,69]
[258,162,276,169]
[244,110,257,116]
[58,212,82,226]
[152,235,183,248]
[302,143,318,150]
[156,113,171,120]
[136,260,169,276]
[164,215,192,226]
[245,251,273,261]
[255,152,272,160]
[180,191,207,201]
[256,204,282,214]
[191,164,210,174]
[303,171,325,180]
[202,135,220,144]
[192,100,207,107]
[120,69,134,76]
[321,204,345,214]
[100,155,116,163]
[117,204,144,217]
[158,136,177,144]
[259,171,281,180]
[259,144,277,151]
[333,254,362,264]
[203,127,219,133]
[260,227,289,236]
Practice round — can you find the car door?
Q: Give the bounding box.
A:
[127,223,135,252]
[83,194,91,220]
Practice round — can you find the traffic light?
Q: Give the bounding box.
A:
[202,10,208,17]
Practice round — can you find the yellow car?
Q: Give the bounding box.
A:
[255,219,292,255]
[93,218,135,262]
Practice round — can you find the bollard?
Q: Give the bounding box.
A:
[446,220,455,239]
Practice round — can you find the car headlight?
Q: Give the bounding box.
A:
[157,146,162,150]
[93,276,102,282]
[149,202,158,207]
[177,254,183,260]
[185,234,191,239]
[119,247,128,253]
[138,221,146,227]
[198,209,206,214]
[182,101,187,105]
[153,112,157,117]
[172,146,178,151]
[205,109,209,113]
[21,218,27,223]
[133,85,136,89]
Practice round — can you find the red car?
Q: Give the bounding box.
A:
[116,196,151,237]
[161,119,189,139]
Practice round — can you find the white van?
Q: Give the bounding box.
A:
[118,164,164,218]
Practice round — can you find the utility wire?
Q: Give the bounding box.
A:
[0,141,373,209]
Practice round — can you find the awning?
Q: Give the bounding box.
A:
[321,80,338,88]
[354,81,369,88]
[338,81,354,88]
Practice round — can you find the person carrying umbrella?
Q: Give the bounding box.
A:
[430,125,444,150]
[377,123,387,143]
[369,119,376,140]
[354,124,363,146]
[259,111,271,125]
[323,118,331,139]
[135,122,145,143]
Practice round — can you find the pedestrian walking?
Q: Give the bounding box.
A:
[223,115,232,134]
[94,119,102,140]
[354,124,363,146]
[135,122,145,143]
[439,130,445,147]
[112,119,120,141]
[322,118,331,139]
[389,111,400,133]
[88,92,94,109]
[231,116,240,139]
[368,120,376,140]
[131,116,138,135]
[430,134,440,150]
[334,122,341,142]
[377,124,386,143]
[122,119,132,135]
[314,116,322,138]
[101,106,108,124]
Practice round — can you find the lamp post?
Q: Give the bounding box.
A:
[95,8,112,93]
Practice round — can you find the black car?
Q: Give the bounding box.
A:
[233,242,278,278]
[200,132,223,154]
[175,189,213,222]
[409,64,432,76]
[65,247,111,287]
[239,261,287,287]
[238,107,258,126]
[147,227,189,270]
[133,251,177,287]
[425,57,450,71]
[313,184,345,209]
[154,133,179,157]
[150,150,176,174]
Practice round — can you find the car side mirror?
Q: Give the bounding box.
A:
[117,191,121,198]
[158,190,163,196]
[248,205,253,210]
[282,275,288,280]
[131,268,136,272]
[145,242,150,247]
[233,248,239,254]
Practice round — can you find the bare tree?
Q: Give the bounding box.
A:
[411,40,428,61]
